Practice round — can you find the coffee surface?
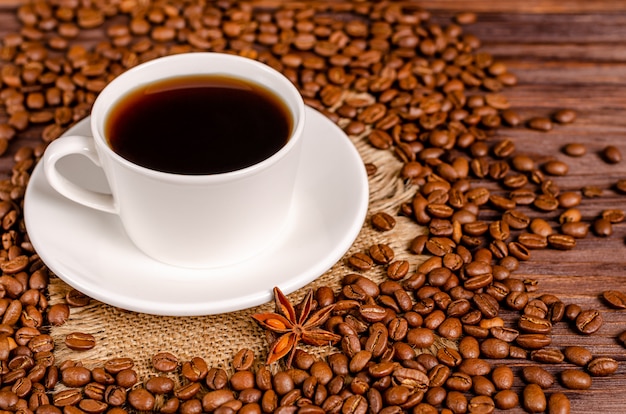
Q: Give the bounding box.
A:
[106,75,292,175]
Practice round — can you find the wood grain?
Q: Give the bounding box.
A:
[1,1,625,413]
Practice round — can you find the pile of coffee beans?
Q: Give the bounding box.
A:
[0,0,624,413]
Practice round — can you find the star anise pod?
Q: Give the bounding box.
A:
[252,286,341,367]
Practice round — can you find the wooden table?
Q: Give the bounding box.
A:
[416,4,626,413]
[1,1,625,413]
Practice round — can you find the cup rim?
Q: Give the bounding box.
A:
[90,52,306,183]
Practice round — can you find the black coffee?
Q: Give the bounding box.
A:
[106,75,292,175]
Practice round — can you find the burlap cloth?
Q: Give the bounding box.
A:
[47,92,450,383]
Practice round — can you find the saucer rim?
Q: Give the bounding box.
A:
[24,106,369,316]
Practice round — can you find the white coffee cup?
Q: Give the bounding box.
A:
[43,53,306,268]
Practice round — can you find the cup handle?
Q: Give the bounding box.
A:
[43,135,117,214]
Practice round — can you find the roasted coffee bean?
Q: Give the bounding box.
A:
[510,155,534,172]
[562,142,586,157]
[494,389,519,410]
[61,366,91,387]
[202,389,235,412]
[443,253,464,272]
[91,367,114,385]
[490,242,508,260]
[479,316,504,330]
[425,386,446,406]
[351,275,381,298]
[407,327,435,348]
[602,290,626,309]
[548,392,571,414]
[489,220,510,240]
[547,234,576,250]
[534,194,559,211]
[602,208,625,223]
[105,385,127,406]
[430,218,454,237]
[65,332,96,351]
[558,191,582,208]
[181,357,208,382]
[543,160,569,176]
[53,388,82,406]
[528,117,553,131]
[582,185,603,197]
[593,218,613,236]
[587,357,619,376]
[425,237,456,256]
[153,352,178,372]
[602,145,622,164]
[561,221,589,238]
[445,391,468,412]
[615,179,626,193]
[524,299,549,318]
[563,346,593,367]
[519,315,552,334]
[66,289,91,307]
[547,301,565,323]
[509,346,529,359]
[473,293,499,319]
[454,337,478,361]
[471,375,496,397]
[455,11,477,24]
[230,370,255,391]
[29,334,54,353]
[492,139,515,158]
[425,362,449,388]
[46,304,70,326]
[491,365,514,391]
[530,348,564,364]
[437,317,463,340]
[516,334,551,349]
[529,218,553,237]
[447,298,471,319]
[480,338,509,359]
[505,291,529,310]
[502,209,530,230]
[523,383,547,413]
[561,369,592,390]
[565,303,583,321]
[146,376,175,394]
[522,366,555,389]
[387,260,410,281]
[446,372,472,392]
[116,368,139,388]
[553,109,577,124]
[464,324,490,339]
[437,347,462,367]
[508,241,531,260]
[347,252,374,271]
[502,173,529,189]
[468,395,496,414]
[490,326,519,343]
[575,309,603,334]
[517,233,547,249]
[559,208,581,223]
[371,212,396,232]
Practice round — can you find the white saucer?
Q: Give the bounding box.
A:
[24,106,369,316]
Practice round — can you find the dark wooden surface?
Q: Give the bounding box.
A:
[1,1,625,413]
[415,4,626,413]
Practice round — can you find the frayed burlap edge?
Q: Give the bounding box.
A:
[47,90,455,381]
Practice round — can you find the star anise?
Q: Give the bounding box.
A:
[252,286,341,367]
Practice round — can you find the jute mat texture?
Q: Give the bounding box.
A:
[47,93,451,383]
